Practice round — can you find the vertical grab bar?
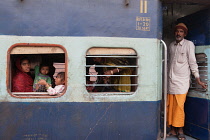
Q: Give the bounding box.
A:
[160,40,167,140]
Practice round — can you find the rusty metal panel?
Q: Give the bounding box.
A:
[86,48,136,56]
[11,46,64,54]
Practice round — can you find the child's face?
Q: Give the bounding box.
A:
[40,66,49,75]
[55,74,65,85]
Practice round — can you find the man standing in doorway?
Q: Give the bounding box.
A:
[167,23,207,140]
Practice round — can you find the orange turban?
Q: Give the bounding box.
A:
[175,23,188,34]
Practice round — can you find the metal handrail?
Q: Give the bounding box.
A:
[161,40,167,140]
[86,65,138,68]
[85,75,138,77]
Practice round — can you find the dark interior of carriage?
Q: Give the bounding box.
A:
[161,1,210,139]
[86,56,138,93]
[10,53,65,97]
[11,54,65,79]
[162,0,210,45]
[85,48,138,94]
[162,0,210,91]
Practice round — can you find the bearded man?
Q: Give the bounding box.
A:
[167,23,207,140]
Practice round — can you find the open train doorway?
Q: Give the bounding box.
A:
[161,0,210,139]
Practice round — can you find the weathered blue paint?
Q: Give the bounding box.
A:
[0,0,163,139]
[184,97,209,140]
[185,45,210,139]
[0,0,162,38]
[0,101,160,140]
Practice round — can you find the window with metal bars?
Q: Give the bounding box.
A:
[190,53,208,92]
[86,47,138,94]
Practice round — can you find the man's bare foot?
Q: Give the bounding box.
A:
[167,126,177,137]
[177,127,186,140]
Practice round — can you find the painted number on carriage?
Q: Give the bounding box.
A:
[136,17,150,31]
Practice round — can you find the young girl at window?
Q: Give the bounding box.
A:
[38,72,65,95]
[33,64,52,92]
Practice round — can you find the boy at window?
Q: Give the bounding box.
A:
[33,64,52,92]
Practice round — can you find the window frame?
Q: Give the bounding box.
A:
[7,43,68,98]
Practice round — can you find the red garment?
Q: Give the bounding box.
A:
[12,57,33,92]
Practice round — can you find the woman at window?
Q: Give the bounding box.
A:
[12,57,33,92]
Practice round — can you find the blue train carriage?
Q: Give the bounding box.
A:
[185,46,209,140]
[0,0,163,140]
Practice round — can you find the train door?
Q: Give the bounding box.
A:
[162,0,210,139]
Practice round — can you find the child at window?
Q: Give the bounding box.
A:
[33,64,52,92]
[38,72,65,95]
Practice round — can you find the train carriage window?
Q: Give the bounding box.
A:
[86,47,138,95]
[8,44,67,98]
[190,53,208,92]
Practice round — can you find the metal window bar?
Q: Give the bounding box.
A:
[86,55,138,91]
[86,65,138,68]
[12,92,50,95]
[86,75,138,77]
[86,56,138,58]
[86,84,138,86]
[12,92,64,96]
[190,53,208,92]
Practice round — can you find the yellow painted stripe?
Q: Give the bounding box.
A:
[144,0,147,13]
[140,0,148,13]
[140,0,143,13]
